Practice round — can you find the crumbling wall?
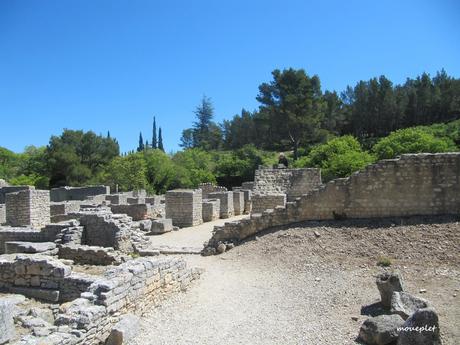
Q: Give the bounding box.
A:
[110,204,155,220]
[50,201,82,217]
[5,189,50,228]
[50,186,109,202]
[251,194,286,214]
[253,168,322,201]
[0,186,33,204]
[207,153,460,250]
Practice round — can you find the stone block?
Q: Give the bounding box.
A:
[106,313,141,345]
[165,189,203,227]
[0,299,15,344]
[150,219,173,234]
[232,191,244,216]
[6,189,50,228]
[202,199,220,222]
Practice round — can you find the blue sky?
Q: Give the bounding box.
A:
[0,0,459,153]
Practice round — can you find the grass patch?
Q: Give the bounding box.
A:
[377,256,392,267]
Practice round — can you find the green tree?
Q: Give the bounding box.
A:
[158,127,164,151]
[104,153,147,191]
[372,127,456,160]
[137,132,144,152]
[172,148,216,187]
[180,128,194,149]
[46,129,119,187]
[143,149,178,193]
[152,117,157,149]
[256,68,325,159]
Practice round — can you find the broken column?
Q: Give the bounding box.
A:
[6,189,50,228]
[165,189,203,227]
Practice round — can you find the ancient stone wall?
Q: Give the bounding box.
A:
[105,194,128,205]
[202,199,220,222]
[58,244,121,266]
[207,153,460,250]
[241,181,254,190]
[198,183,228,198]
[5,189,50,228]
[50,201,82,217]
[207,192,234,219]
[50,186,109,202]
[253,168,322,201]
[251,194,286,214]
[165,189,203,227]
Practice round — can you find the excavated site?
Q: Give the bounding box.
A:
[0,152,459,345]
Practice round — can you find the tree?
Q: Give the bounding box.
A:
[104,153,147,191]
[158,127,164,151]
[180,128,194,149]
[46,129,119,187]
[256,68,325,159]
[137,132,144,152]
[152,117,157,149]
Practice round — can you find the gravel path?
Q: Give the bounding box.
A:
[129,216,460,345]
[147,215,248,249]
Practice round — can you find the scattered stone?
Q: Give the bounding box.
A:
[376,272,405,308]
[391,291,430,320]
[359,314,404,345]
[419,288,427,294]
[106,313,141,345]
[226,243,235,250]
[150,219,173,234]
[0,299,15,344]
[314,231,321,238]
[216,243,226,254]
[202,247,216,256]
[397,308,441,345]
[352,316,359,321]
[138,219,152,232]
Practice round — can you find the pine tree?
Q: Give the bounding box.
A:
[158,127,164,151]
[145,140,149,149]
[137,132,144,152]
[107,131,111,138]
[152,117,158,149]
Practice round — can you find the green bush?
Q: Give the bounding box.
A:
[372,127,457,160]
[294,136,375,181]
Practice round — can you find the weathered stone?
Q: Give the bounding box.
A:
[5,241,57,254]
[359,314,404,345]
[50,185,109,202]
[376,272,405,308]
[391,291,430,320]
[207,192,234,219]
[0,299,15,344]
[150,219,173,234]
[397,308,441,345]
[138,220,152,232]
[216,243,226,254]
[202,199,220,222]
[106,313,141,345]
[165,189,203,227]
[5,189,50,228]
[10,286,60,302]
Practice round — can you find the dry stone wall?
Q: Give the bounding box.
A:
[5,190,50,228]
[207,153,460,250]
[251,194,286,214]
[202,199,220,222]
[198,183,227,198]
[0,186,34,204]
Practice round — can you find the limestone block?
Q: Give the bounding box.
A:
[0,299,15,344]
[150,219,173,234]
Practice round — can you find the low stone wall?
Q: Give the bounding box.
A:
[7,256,200,344]
[58,244,121,266]
[251,194,286,214]
[202,199,220,222]
[206,153,460,251]
[110,204,153,220]
[232,191,244,216]
[105,194,128,205]
[127,197,145,205]
[6,189,50,228]
[208,192,234,219]
[0,254,95,303]
[241,181,254,191]
[51,186,110,202]
[165,189,203,227]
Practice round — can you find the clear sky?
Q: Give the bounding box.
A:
[0,0,459,153]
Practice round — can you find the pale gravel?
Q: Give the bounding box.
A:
[128,217,460,345]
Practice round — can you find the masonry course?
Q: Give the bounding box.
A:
[165,189,203,227]
[6,189,50,229]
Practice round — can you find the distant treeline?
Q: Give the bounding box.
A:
[181,69,460,157]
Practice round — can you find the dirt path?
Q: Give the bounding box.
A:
[129,216,460,345]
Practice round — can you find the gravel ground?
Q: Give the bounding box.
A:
[128,215,460,345]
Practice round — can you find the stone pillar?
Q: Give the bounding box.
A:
[165,189,203,227]
[232,191,244,216]
[208,192,234,219]
[202,199,220,222]
[6,189,50,228]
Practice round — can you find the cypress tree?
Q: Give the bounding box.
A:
[152,117,158,149]
[137,132,144,152]
[158,127,164,151]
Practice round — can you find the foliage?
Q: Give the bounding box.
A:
[172,148,216,187]
[103,153,147,192]
[46,129,119,187]
[372,127,457,160]
[143,149,178,193]
[377,256,392,267]
[294,136,375,181]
